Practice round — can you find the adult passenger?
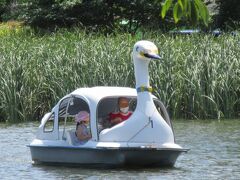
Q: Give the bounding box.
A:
[109,97,132,126]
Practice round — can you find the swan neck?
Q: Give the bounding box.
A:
[134,57,150,88]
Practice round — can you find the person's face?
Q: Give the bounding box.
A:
[82,117,90,124]
[119,98,129,114]
[119,99,129,108]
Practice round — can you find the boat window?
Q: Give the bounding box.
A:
[58,96,90,140]
[97,96,136,133]
[96,97,173,135]
[43,113,55,132]
[153,99,173,129]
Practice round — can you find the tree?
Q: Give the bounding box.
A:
[23,0,164,31]
[161,0,210,26]
[215,0,240,29]
[4,0,210,30]
[0,0,7,21]
[0,0,29,21]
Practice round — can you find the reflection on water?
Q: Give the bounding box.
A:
[0,120,240,179]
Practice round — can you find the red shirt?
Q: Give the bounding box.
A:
[109,111,132,123]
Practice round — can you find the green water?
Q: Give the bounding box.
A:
[0,119,239,179]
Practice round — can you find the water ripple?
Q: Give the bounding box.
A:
[0,120,240,179]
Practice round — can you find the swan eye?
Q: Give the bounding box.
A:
[139,51,144,56]
[136,47,144,56]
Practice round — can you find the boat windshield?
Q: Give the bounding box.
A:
[58,96,90,140]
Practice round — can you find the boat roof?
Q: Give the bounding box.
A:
[71,86,138,103]
[54,86,158,112]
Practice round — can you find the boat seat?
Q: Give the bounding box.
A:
[66,129,76,146]
[98,115,111,132]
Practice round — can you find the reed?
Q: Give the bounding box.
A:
[0,28,239,122]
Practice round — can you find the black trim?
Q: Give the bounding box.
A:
[28,145,189,152]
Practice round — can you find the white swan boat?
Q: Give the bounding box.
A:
[29,40,188,167]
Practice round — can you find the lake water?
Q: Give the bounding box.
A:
[0,120,239,180]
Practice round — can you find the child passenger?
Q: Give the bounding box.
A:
[74,111,92,144]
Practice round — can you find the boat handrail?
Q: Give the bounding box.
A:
[66,129,75,145]
[62,96,73,140]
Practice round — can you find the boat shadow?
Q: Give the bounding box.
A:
[32,162,183,170]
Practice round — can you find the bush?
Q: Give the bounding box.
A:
[1,1,213,32]
[215,0,240,29]
[22,0,170,32]
[0,21,24,36]
[0,0,7,21]
[0,0,28,22]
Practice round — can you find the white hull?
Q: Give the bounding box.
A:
[29,145,187,167]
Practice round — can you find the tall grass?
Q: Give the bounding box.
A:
[0,28,239,122]
[151,34,240,119]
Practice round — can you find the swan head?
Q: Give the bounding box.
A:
[133,40,161,62]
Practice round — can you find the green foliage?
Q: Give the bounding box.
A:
[0,0,7,21]
[23,0,211,31]
[1,0,211,31]
[0,0,7,7]
[0,21,24,36]
[0,29,239,122]
[215,0,240,29]
[161,0,210,26]
[0,0,28,21]
[22,0,165,32]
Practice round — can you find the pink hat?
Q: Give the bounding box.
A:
[75,111,89,123]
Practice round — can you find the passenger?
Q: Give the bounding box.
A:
[109,97,132,126]
[74,111,92,144]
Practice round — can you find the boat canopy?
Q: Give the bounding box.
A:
[36,87,173,142]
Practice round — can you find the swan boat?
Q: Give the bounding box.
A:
[29,41,189,167]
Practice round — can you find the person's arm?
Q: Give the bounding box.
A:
[110,117,122,125]
[110,113,123,125]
